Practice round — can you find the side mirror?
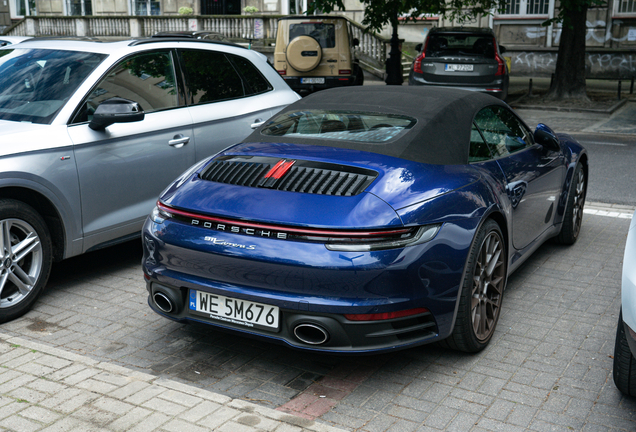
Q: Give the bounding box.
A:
[499,45,507,54]
[89,97,145,131]
[352,37,359,47]
[534,124,560,151]
[415,43,423,52]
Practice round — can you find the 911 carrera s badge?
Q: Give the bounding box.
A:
[204,236,256,250]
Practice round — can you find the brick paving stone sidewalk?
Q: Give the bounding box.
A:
[0,333,346,432]
[1,210,636,431]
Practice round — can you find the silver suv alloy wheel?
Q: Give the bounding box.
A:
[0,199,52,323]
[0,218,43,308]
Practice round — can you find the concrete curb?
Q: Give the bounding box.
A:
[0,332,347,432]
[509,98,627,114]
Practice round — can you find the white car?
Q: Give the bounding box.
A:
[0,36,31,46]
[613,212,636,395]
[0,37,299,323]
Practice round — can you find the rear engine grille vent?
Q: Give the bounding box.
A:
[201,156,378,196]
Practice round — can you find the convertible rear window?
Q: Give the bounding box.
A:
[261,110,417,144]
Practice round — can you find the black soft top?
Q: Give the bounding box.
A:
[244,86,508,165]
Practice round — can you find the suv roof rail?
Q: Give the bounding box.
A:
[129,37,245,49]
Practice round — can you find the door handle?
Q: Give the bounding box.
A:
[169,134,190,149]
[251,118,265,129]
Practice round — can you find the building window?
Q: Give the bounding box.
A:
[18,0,37,15]
[502,0,549,16]
[133,0,160,15]
[616,0,636,13]
[67,0,92,15]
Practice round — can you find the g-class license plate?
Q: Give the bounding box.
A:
[445,64,474,72]
[189,290,279,330]
[301,77,325,84]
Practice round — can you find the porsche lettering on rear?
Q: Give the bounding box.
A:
[193,220,288,239]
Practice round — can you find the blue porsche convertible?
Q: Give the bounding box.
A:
[141,87,587,354]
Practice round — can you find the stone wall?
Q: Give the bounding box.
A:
[506,49,636,79]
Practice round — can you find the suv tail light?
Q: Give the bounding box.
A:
[339,69,352,75]
[413,37,429,74]
[413,53,425,74]
[277,70,286,76]
[494,38,505,76]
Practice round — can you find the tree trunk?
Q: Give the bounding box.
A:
[546,3,589,100]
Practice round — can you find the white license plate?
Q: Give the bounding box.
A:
[301,77,325,84]
[189,290,279,330]
[445,64,474,72]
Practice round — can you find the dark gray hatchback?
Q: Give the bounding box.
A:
[408,27,508,100]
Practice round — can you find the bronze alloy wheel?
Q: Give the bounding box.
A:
[440,219,506,353]
[571,166,586,239]
[471,229,505,342]
[555,163,586,245]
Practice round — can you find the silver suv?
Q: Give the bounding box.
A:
[0,37,299,323]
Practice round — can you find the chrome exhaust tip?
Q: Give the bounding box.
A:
[293,323,329,345]
[153,292,174,313]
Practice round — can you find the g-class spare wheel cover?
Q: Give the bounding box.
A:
[286,36,322,72]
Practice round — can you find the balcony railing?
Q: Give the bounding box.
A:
[4,15,389,75]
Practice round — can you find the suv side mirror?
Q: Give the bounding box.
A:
[352,37,359,47]
[534,124,560,151]
[499,45,507,54]
[89,97,145,131]
[415,43,423,52]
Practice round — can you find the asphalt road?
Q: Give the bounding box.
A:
[569,132,636,206]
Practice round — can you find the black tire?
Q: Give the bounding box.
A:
[355,65,364,86]
[0,199,53,323]
[613,310,636,396]
[555,163,585,245]
[441,219,506,353]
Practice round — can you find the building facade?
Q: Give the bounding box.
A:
[2,1,635,78]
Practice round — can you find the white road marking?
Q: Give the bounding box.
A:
[584,208,633,219]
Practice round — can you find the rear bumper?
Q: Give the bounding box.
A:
[141,216,481,353]
[282,76,355,93]
[408,73,508,99]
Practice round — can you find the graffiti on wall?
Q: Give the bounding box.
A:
[516,20,634,44]
[511,51,636,78]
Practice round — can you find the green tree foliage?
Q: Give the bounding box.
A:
[310,0,606,100]
[310,0,506,33]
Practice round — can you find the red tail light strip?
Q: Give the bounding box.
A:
[157,202,413,239]
[345,307,429,321]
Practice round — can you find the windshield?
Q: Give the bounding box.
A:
[261,110,416,144]
[426,34,495,59]
[0,48,107,124]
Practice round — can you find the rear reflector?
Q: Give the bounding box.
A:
[345,307,429,321]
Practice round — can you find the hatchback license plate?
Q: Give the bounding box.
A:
[301,77,325,84]
[445,64,474,72]
[189,290,279,330]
